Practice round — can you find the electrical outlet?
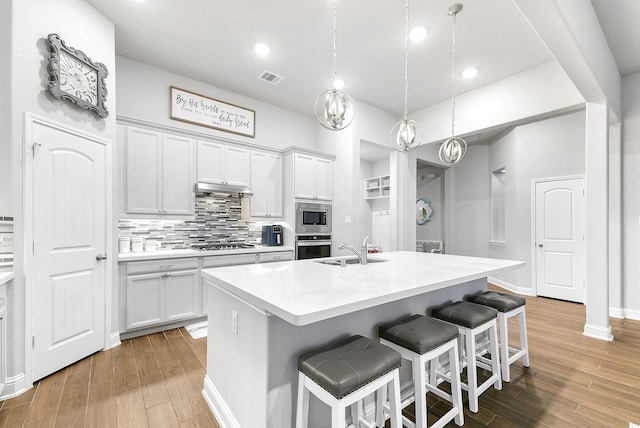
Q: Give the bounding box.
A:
[231,310,238,335]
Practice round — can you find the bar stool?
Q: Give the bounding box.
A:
[379,314,464,428]
[432,301,502,413]
[296,335,402,428]
[468,291,530,382]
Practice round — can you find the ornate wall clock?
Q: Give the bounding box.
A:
[47,33,109,118]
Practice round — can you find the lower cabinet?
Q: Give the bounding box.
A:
[120,250,294,334]
[123,258,200,332]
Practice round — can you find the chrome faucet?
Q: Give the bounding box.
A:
[338,235,370,265]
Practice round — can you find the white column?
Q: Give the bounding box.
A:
[584,102,613,340]
[390,150,417,251]
[608,123,623,317]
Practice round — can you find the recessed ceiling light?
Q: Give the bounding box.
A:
[462,67,478,79]
[332,78,345,90]
[254,43,270,57]
[409,27,427,42]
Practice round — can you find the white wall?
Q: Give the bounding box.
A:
[410,61,584,145]
[448,111,586,292]
[622,72,640,318]
[116,56,315,152]
[445,144,490,257]
[8,0,116,395]
[416,165,444,243]
[0,2,11,216]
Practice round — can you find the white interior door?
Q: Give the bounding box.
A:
[31,120,107,381]
[534,177,585,302]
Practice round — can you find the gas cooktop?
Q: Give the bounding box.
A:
[191,243,255,251]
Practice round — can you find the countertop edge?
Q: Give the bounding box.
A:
[202,259,526,326]
[118,246,294,262]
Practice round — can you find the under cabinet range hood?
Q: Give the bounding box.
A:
[195,182,254,198]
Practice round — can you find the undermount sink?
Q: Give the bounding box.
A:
[314,257,388,266]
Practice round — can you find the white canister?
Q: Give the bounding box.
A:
[118,237,131,253]
[131,237,144,253]
[145,241,158,252]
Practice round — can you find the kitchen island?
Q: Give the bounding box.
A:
[201,251,524,428]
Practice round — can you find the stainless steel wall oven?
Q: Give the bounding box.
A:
[295,235,332,260]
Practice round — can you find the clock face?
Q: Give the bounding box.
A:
[59,50,98,105]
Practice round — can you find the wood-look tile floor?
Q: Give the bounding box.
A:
[1,287,640,427]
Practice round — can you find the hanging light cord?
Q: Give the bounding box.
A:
[332,0,338,81]
[450,9,458,138]
[403,0,410,120]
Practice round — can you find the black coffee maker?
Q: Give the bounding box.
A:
[261,225,283,246]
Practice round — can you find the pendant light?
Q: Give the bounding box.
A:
[439,3,468,165]
[391,0,423,152]
[315,0,354,130]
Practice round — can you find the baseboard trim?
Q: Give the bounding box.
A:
[202,375,241,428]
[108,332,121,349]
[609,307,625,319]
[487,277,535,296]
[621,308,640,321]
[0,373,29,400]
[583,323,614,341]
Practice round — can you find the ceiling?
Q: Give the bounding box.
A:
[87,0,639,131]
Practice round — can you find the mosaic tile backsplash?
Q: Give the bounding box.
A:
[0,217,14,270]
[118,196,263,250]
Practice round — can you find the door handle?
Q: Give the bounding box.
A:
[96,254,107,261]
[537,244,543,248]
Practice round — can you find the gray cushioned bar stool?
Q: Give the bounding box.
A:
[432,301,502,413]
[468,291,530,382]
[379,314,464,428]
[296,335,402,428]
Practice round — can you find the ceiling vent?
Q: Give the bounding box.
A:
[258,70,283,85]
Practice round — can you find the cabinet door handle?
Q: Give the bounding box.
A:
[96,254,107,261]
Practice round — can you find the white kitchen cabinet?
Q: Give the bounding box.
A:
[124,258,199,331]
[0,282,6,397]
[257,251,293,263]
[250,151,283,217]
[197,140,250,187]
[293,153,333,201]
[125,127,194,215]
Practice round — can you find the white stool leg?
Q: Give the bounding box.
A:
[388,369,402,428]
[296,373,309,428]
[375,386,385,427]
[499,312,510,382]
[520,309,530,367]
[464,328,479,413]
[489,323,502,391]
[449,344,464,426]
[332,401,347,428]
[413,353,428,428]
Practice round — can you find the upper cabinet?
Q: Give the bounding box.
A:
[197,140,250,187]
[125,127,194,215]
[293,153,333,201]
[250,151,283,217]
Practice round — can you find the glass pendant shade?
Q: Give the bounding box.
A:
[439,136,467,164]
[391,118,422,152]
[315,88,354,130]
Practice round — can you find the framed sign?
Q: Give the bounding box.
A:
[170,86,255,137]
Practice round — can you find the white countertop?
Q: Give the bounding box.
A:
[118,245,294,261]
[201,251,525,326]
[0,271,14,286]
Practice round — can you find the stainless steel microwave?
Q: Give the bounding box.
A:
[295,202,332,234]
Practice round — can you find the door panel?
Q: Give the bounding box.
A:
[535,178,585,302]
[31,120,107,381]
